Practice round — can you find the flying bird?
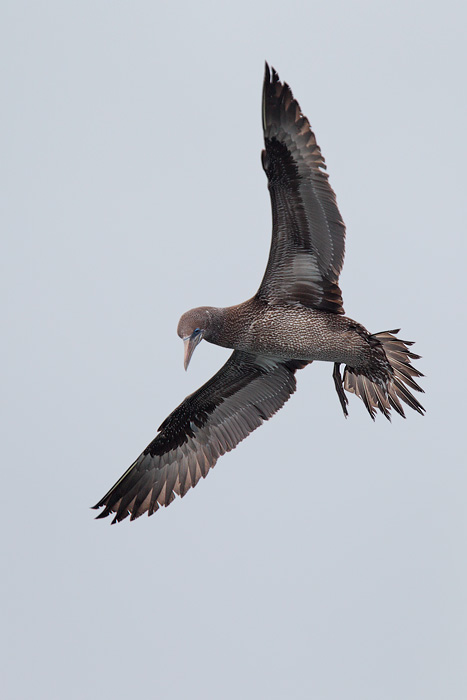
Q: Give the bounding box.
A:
[94,64,424,523]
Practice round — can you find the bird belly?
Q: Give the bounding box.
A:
[235,307,370,366]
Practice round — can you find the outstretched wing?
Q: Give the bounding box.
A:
[93,351,307,523]
[257,64,346,314]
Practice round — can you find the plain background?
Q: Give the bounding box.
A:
[2,1,466,698]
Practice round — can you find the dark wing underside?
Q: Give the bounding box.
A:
[257,64,346,314]
[93,351,307,523]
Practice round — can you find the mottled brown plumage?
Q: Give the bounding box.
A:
[93,64,424,523]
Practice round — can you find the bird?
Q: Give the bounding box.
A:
[93,64,424,524]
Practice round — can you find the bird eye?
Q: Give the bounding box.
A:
[193,328,201,335]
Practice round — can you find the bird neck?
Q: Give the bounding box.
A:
[204,300,257,350]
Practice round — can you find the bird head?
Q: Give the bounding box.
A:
[177,307,214,370]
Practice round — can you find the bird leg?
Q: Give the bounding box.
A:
[333,363,349,418]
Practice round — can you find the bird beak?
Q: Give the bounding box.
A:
[183,332,203,371]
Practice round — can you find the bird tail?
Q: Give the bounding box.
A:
[333,330,425,420]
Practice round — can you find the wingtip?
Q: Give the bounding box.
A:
[264,62,280,85]
[94,509,108,520]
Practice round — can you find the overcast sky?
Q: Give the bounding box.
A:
[2,1,466,698]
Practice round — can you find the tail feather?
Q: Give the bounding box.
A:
[334,330,425,420]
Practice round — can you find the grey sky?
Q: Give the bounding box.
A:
[2,1,466,698]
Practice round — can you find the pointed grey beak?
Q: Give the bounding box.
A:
[183,332,203,370]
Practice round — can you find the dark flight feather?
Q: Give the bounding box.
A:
[93,351,308,522]
[257,63,346,314]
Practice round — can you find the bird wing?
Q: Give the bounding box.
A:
[257,64,346,314]
[93,351,308,523]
